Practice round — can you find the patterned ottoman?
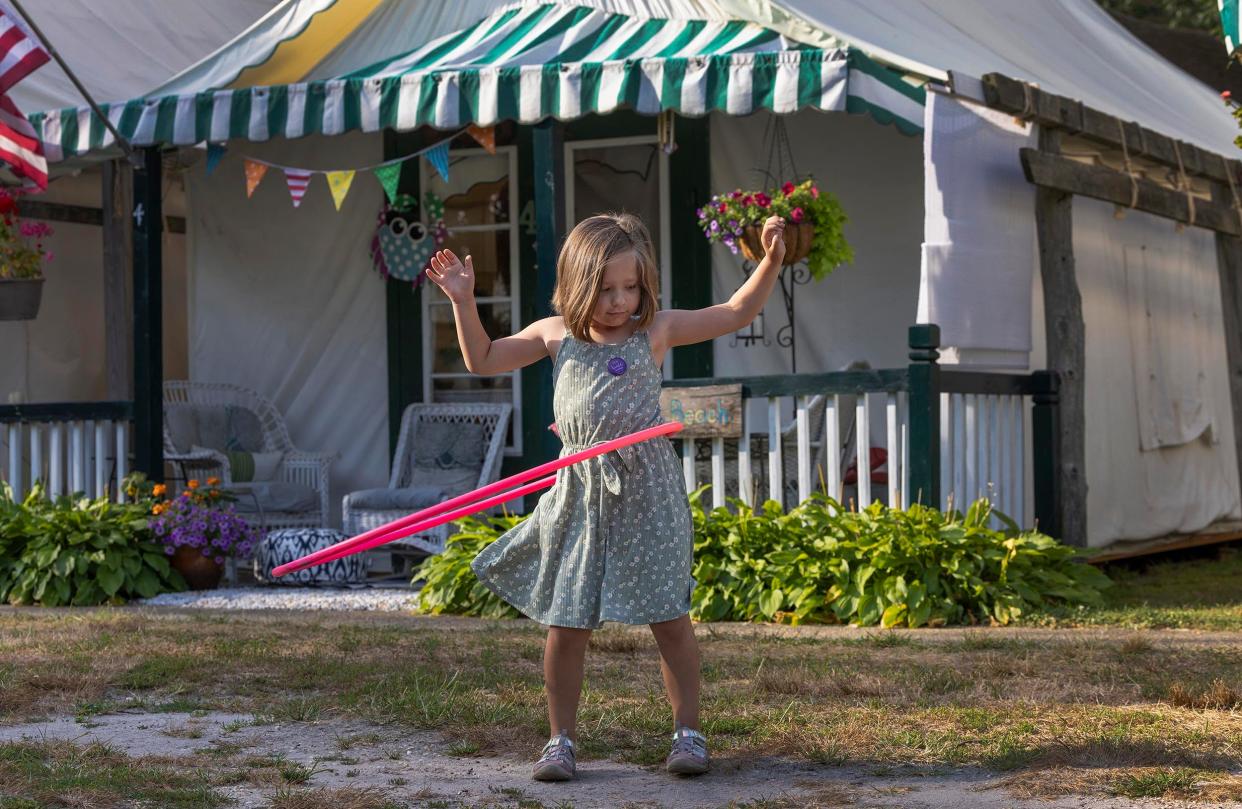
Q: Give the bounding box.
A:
[254,528,367,585]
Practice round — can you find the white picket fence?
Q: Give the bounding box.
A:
[0,406,132,502]
[672,378,1036,527]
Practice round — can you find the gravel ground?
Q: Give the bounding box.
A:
[139,585,421,611]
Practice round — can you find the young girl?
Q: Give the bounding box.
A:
[424,211,786,781]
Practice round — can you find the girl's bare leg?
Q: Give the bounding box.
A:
[544,626,593,740]
[649,614,701,730]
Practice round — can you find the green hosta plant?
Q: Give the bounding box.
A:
[412,491,1110,627]
[413,513,525,619]
[689,490,1111,627]
[0,479,186,606]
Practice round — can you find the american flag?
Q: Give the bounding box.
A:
[0,6,48,189]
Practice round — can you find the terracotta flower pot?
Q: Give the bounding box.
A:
[0,277,44,320]
[170,546,224,590]
[738,222,814,266]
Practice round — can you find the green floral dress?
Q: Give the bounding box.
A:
[471,329,694,629]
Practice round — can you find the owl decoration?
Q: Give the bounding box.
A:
[371,192,449,284]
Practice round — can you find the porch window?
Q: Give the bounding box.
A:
[420,147,522,454]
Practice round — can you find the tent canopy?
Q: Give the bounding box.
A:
[29,1,926,160]
[24,0,1238,162]
[3,0,277,113]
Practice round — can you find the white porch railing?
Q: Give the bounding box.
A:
[0,402,133,502]
[666,327,1060,532]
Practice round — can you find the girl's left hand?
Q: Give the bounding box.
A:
[760,215,785,262]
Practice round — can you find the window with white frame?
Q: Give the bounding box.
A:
[420,147,522,454]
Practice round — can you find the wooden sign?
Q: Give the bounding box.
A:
[660,384,743,438]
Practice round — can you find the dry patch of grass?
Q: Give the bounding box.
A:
[1002,766,1242,803]
[268,785,403,809]
[1,608,1240,804]
[1167,678,1241,710]
[0,739,227,808]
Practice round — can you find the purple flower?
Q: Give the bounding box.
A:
[710,220,719,232]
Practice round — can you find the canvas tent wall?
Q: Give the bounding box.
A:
[23,0,1242,547]
[0,0,280,406]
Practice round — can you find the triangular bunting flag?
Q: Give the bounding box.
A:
[244,160,268,198]
[284,168,313,208]
[206,143,226,176]
[326,170,356,211]
[374,163,402,205]
[425,142,450,182]
[467,124,495,155]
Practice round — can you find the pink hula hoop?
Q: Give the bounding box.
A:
[271,421,683,577]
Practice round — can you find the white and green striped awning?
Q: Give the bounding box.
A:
[1222,0,1240,55]
[30,3,926,160]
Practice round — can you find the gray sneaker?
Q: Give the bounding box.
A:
[666,725,709,775]
[532,733,576,781]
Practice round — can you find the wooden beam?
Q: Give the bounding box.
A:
[1032,130,1088,547]
[18,198,186,232]
[1020,148,1241,236]
[102,159,132,401]
[1211,181,1242,510]
[983,73,1241,186]
[1084,527,1242,565]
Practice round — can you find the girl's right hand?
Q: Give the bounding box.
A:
[760,215,786,262]
[426,249,475,304]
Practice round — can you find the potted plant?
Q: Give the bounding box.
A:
[0,189,53,320]
[144,479,259,590]
[696,179,853,280]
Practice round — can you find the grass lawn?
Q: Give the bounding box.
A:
[0,549,1239,807]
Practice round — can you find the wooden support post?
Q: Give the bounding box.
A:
[102,159,133,400]
[906,324,941,509]
[531,120,565,465]
[132,149,163,482]
[1030,370,1062,539]
[1033,129,1087,546]
[1211,178,1242,500]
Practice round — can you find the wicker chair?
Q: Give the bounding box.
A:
[162,381,333,531]
[343,402,511,562]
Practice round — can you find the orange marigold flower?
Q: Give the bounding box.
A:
[182,490,192,497]
[187,479,200,489]
[209,489,221,498]
[152,484,167,497]
[151,503,164,515]
[206,477,220,486]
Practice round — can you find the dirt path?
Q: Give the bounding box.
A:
[1,710,1232,808]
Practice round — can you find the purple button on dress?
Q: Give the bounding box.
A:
[607,357,628,376]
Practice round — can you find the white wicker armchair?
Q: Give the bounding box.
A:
[343,402,511,559]
[162,381,333,530]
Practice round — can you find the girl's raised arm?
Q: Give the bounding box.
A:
[426,249,554,375]
[655,216,787,349]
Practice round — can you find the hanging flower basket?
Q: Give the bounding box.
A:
[697,179,853,280]
[0,189,54,319]
[738,222,815,266]
[0,276,43,320]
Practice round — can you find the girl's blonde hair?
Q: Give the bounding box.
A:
[551,212,660,342]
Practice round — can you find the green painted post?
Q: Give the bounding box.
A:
[529,120,565,467]
[1031,370,1062,538]
[132,148,163,482]
[382,130,425,458]
[906,324,941,509]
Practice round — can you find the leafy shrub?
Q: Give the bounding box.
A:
[412,493,1111,627]
[690,491,1110,627]
[412,514,524,619]
[0,481,186,606]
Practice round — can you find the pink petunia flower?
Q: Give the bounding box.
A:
[782,181,795,195]
[755,193,771,208]
[790,207,805,223]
